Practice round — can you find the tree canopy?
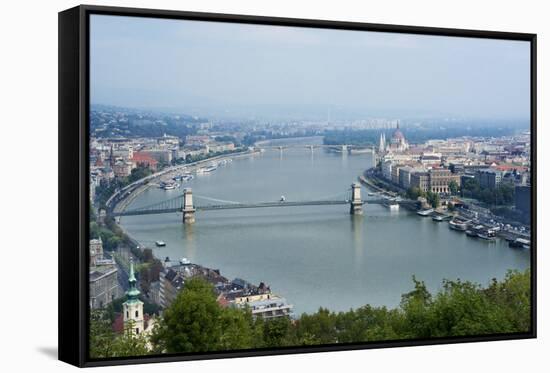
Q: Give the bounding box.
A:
[90,270,531,357]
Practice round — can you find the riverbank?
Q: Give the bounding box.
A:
[359,167,530,243]
[109,148,260,215]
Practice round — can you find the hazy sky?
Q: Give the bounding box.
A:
[90,15,530,120]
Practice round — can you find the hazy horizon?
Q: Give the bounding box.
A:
[90,15,531,121]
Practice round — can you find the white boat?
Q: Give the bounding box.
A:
[200,164,217,173]
[179,257,191,265]
[477,229,497,241]
[155,240,166,247]
[161,181,178,190]
[387,202,399,211]
[417,209,434,217]
[449,217,470,231]
[509,238,530,250]
[432,214,451,222]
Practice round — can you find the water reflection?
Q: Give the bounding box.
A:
[181,222,196,261]
[351,214,364,267]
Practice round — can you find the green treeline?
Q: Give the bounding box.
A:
[461,178,515,206]
[90,269,530,358]
[94,165,154,208]
[406,187,441,208]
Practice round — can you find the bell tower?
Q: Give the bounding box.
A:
[123,260,144,335]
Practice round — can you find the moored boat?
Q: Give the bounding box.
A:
[155,240,166,247]
[466,224,484,237]
[160,180,179,190]
[509,237,530,249]
[448,217,470,231]
[203,165,217,173]
[477,229,497,241]
[417,208,434,217]
[388,202,399,211]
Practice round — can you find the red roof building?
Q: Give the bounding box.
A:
[132,152,159,171]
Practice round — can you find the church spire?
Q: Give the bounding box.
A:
[126,259,140,303]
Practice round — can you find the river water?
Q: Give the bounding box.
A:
[121,138,530,315]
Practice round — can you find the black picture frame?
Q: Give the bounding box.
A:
[59,4,537,368]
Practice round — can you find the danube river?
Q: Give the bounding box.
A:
[121,138,530,315]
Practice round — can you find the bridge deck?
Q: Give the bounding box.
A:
[111,199,397,217]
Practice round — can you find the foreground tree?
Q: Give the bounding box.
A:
[448,180,459,195]
[89,310,150,358]
[102,270,531,355]
[152,278,223,353]
[151,277,257,353]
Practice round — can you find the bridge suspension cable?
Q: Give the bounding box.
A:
[112,186,375,218]
[193,194,241,205]
[308,188,352,202]
[123,193,183,213]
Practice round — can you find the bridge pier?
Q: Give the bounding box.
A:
[350,183,363,215]
[182,188,196,224]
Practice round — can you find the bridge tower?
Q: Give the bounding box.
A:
[350,183,363,215]
[182,188,196,224]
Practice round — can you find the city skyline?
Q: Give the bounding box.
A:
[90,15,530,120]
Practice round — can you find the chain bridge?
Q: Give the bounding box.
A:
[110,183,387,223]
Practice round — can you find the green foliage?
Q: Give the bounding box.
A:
[128,165,153,184]
[89,310,150,358]
[296,308,337,345]
[89,221,122,251]
[490,206,530,225]
[426,191,440,208]
[462,178,515,206]
[139,259,164,296]
[407,187,425,200]
[214,135,240,145]
[218,307,255,350]
[143,248,154,262]
[151,278,255,353]
[449,180,459,195]
[91,270,531,356]
[94,179,123,208]
[261,317,296,348]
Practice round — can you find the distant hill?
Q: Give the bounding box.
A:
[90,105,206,139]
